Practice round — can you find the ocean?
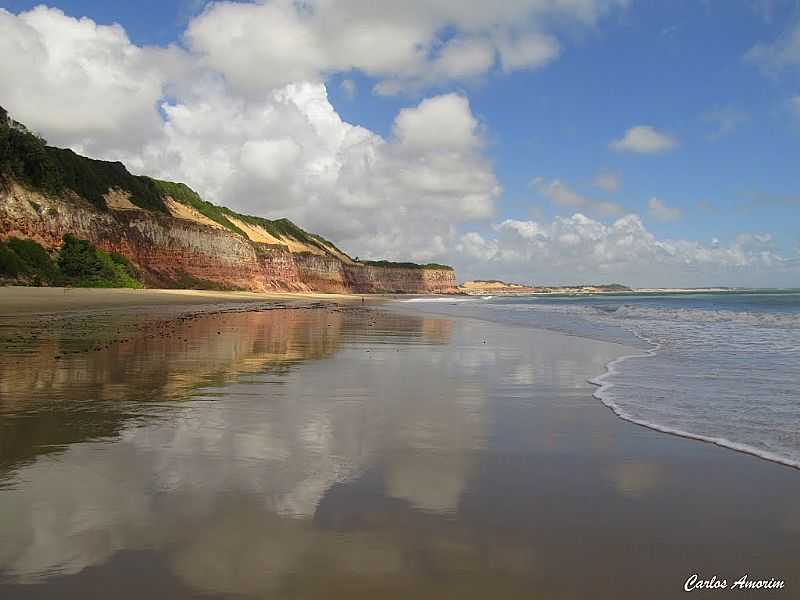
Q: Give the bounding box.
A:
[401,290,800,469]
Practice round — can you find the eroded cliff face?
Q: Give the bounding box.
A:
[292,253,458,294]
[0,182,458,294]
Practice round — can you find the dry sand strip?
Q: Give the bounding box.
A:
[0,286,373,315]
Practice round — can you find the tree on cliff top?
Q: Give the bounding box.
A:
[0,111,63,194]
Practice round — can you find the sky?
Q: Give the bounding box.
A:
[1,0,799,287]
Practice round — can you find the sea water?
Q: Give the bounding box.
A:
[401,291,800,468]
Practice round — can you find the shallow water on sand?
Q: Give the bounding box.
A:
[0,304,798,599]
[402,292,800,469]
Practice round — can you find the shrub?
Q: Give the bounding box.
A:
[110,251,138,279]
[0,243,25,277]
[0,235,142,288]
[0,237,62,285]
[57,234,142,288]
[6,238,59,280]
[0,125,62,194]
[57,235,98,278]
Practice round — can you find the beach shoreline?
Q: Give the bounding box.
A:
[0,285,385,315]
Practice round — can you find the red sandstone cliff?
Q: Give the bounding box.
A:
[0,180,458,294]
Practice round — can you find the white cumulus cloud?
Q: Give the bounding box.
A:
[393,94,481,151]
[184,0,627,95]
[0,6,185,155]
[456,214,795,287]
[610,125,678,154]
[495,32,560,73]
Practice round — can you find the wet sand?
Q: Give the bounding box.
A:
[0,286,368,315]
[0,303,797,599]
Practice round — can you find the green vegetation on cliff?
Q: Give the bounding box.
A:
[58,234,142,288]
[47,149,167,213]
[0,235,142,288]
[0,109,62,196]
[0,237,61,285]
[152,179,246,236]
[362,260,455,271]
[234,213,345,256]
[1,107,167,213]
[151,179,349,257]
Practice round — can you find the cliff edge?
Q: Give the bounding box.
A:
[0,107,457,294]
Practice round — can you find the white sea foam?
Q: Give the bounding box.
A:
[589,342,800,470]
[580,302,800,468]
[398,297,476,303]
[497,301,800,329]
[445,294,800,468]
[603,304,800,328]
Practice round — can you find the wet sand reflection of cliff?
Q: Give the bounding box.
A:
[0,308,451,477]
[0,307,498,597]
[0,307,335,479]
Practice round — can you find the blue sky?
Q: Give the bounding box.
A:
[1,0,799,286]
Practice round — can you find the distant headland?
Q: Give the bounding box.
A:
[459,280,632,296]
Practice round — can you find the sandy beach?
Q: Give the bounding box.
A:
[0,286,371,315]
[0,298,797,599]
